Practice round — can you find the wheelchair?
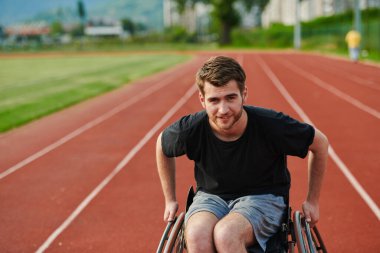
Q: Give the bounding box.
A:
[157,187,328,253]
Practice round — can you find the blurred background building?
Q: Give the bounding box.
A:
[163,0,380,33]
[262,0,380,27]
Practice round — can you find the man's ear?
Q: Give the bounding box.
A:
[199,91,205,108]
[242,87,248,103]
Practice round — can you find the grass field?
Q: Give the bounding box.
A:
[0,53,191,133]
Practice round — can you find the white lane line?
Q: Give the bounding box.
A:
[277,58,380,120]
[36,84,198,253]
[292,55,380,91]
[256,56,380,221]
[0,66,190,180]
[320,66,380,92]
[347,75,380,92]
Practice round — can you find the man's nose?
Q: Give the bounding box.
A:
[218,101,229,114]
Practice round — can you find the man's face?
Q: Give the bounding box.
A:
[199,80,247,132]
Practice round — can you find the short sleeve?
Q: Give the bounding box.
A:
[161,120,186,157]
[161,111,206,158]
[251,107,315,158]
[274,112,315,158]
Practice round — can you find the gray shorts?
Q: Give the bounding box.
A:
[185,191,286,252]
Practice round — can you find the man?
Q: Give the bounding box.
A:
[156,56,328,253]
[345,29,361,62]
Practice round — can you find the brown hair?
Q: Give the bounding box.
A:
[196,56,246,95]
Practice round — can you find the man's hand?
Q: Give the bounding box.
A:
[164,200,179,222]
[302,200,319,228]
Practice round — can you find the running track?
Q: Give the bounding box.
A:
[0,52,379,252]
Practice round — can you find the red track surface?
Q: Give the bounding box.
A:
[0,52,379,252]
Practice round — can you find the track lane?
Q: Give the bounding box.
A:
[295,53,380,82]
[37,81,198,253]
[258,53,380,206]
[250,53,379,251]
[1,52,379,252]
[245,53,379,251]
[299,57,380,92]
[0,56,206,252]
[276,54,380,112]
[0,58,196,175]
[42,97,202,253]
[257,55,380,216]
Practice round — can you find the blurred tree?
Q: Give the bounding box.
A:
[135,23,148,33]
[0,25,4,39]
[164,25,196,43]
[77,0,86,24]
[122,18,136,36]
[121,18,148,36]
[174,0,269,45]
[50,21,65,36]
[77,0,86,38]
[247,0,270,27]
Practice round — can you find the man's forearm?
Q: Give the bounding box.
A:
[307,129,328,203]
[307,150,327,203]
[156,133,178,221]
[303,128,328,225]
[156,133,177,203]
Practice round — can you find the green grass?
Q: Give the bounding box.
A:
[0,53,190,132]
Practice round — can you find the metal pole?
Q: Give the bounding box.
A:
[294,0,301,49]
[354,0,362,34]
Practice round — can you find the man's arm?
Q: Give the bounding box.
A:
[156,132,178,222]
[302,127,329,227]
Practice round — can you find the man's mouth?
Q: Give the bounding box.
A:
[218,116,230,122]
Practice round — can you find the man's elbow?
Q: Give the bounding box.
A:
[312,128,329,155]
[318,130,329,152]
[156,132,163,150]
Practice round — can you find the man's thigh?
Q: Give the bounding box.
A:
[229,194,286,251]
[184,190,229,225]
[185,211,219,236]
[215,212,255,246]
[184,191,285,251]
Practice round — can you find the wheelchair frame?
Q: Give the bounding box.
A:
[157,187,328,253]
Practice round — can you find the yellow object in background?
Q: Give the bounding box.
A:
[345,30,361,48]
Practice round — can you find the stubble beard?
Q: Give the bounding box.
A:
[214,106,244,132]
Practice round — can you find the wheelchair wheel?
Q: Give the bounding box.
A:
[293,211,317,253]
[309,225,328,253]
[293,211,328,253]
[156,212,186,253]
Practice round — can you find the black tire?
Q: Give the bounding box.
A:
[157,219,175,253]
[310,226,328,253]
[293,211,318,253]
[163,212,186,253]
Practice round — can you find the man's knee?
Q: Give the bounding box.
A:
[213,213,255,252]
[185,212,218,253]
[185,226,213,252]
[214,220,241,251]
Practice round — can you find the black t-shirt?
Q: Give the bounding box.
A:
[161,106,315,199]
